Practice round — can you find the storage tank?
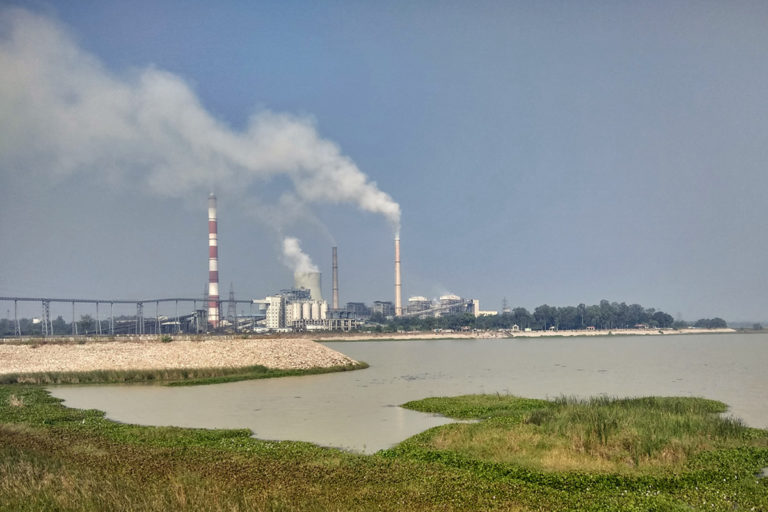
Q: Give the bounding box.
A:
[311,301,320,320]
[302,301,311,320]
[294,272,323,301]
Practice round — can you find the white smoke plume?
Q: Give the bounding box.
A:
[282,237,318,274]
[0,8,401,233]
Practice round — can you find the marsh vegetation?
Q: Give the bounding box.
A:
[1,386,766,510]
[0,363,367,386]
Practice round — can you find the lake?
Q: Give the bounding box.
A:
[50,333,768,454]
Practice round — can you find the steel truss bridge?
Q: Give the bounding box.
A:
[0,296,264,337]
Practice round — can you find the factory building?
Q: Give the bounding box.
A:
[372,301,395,317]
[398,294,480,318]
[264,292,327,329]
[263,283,358,332]
[407,296,432,314]
[265,296,285,329]
[345,302,371,318]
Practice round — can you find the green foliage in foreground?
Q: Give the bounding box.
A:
[1,386,767,511]
[403,394,552,420]
[399,395,767,475]
[0,362,368,386]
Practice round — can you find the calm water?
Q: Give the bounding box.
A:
[50,333,768,453]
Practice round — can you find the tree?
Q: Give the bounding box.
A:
[52,316,68,334]
[709,317,727,329]
[558,306,579,330]
[693,317,728,329]
[651,311,674,328]
[511,308,532,329]
[599,300,615,329]
[577,303,586,328]
[78,314,94,334]
[534,305,557,330]
[584,305,601,328]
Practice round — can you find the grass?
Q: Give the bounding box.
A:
[1,386,767,511]
[166,362,368,386]
[401,395,766,476]
[0,362,368,386]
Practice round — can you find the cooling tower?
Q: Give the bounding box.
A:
[332,246,339,310]
[295,271,323,301]
[395,237,402,316]
[207,193,220,328]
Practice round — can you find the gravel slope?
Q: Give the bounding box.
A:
[0,338,358,375]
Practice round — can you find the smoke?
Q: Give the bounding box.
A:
[282,237,318,274]
[0,7,401,233]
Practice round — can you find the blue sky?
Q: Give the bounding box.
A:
[1,1,767,322]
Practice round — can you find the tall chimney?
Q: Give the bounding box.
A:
[395,237,402,316]
[332,246,339,310]
[207,193,220,328]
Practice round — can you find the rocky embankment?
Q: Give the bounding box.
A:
[0,337,358,375]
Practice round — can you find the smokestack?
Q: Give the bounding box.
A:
[208,193,220,328]
[332,246,339,310]
[395,237,402,316]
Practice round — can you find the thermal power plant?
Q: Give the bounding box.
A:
[261,289,349,331]
[394,237,402,316]
[294,271,322,302]
[332,246,339,310]
[207,193,220,328]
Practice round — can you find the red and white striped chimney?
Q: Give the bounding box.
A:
[208,193,220,328]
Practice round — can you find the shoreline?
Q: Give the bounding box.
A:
[314,327,737,341]
[0,327,738,381]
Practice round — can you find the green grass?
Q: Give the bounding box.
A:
[1,386,767,511]
[403,394,552,420]
[167,362,368,386]
[0,362,368,386]
[399,395,767,477]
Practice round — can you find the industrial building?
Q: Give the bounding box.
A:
[260,270,358,332]
[407,296,432,314]
[372,301,395,317]
[345,302,371,318]
[399,294,480,318]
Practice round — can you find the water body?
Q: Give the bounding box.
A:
[50,333,768,454]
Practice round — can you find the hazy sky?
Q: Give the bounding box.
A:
[1,1,767,322]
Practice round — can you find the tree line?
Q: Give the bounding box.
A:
[1,314,119,336]
[368,300,727,333]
